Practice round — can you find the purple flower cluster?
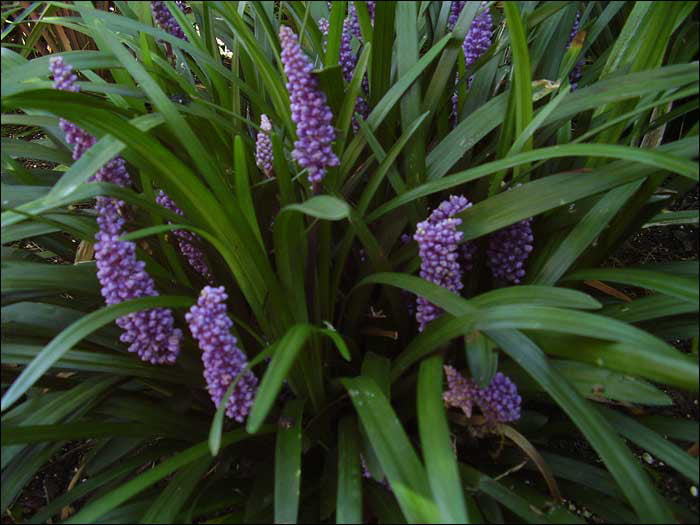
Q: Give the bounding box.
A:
[50,56,182,365]
[279,25,339,187]
[487,217,534,284]
[49,57,95,160]
[463,2,492,69]
[477,372,522,423]
[414,195,473,331]
[151,0,188,40]
[567,11,584,90]
[185,286,258,422]
[340,17,358,83]
[319,10,370,132]
[443,366,521,424]
[156,191,214,282]
[448,1,466,30]
[255,114,274,176]
[94,198,183,364]
[452,2,493,121]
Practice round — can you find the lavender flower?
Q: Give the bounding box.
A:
[318,17,330,36]
[347,2,363,38]
[51,56,182,365]
[319,14,368,132]
[443,366,522,425]
[567,11,584,90]
[448,1,466,30]
[49,57,95,160]
[94,198,183,364]
[50,57,80,92]
[151,0,188,40]
[186,286,258,422]
[487,217,534,284]
[414,195,472,331]
[476,372,522,423]
[156,191,214,282]
[255,114,274,176]
[463,2,492,69]
[279,25,339,187]
[452,2,493,122]
[340,17,358,83]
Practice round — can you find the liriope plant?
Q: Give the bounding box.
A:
[1,1,698,523]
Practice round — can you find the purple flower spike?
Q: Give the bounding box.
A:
[340,17,358,83]
[156,191,214,282]
[452,2,492,122]
[151,1,188,40]
[49,57,96,160]
[279,25,339,187]
[186,286,258,422]
[463,2,492,69]
[487,217,534,284]
[51,56,182,365]
[49,56,80,92]
[443,365,479,417]
[448,1,466,30]
[94,198,183,364]
[476,372,522,424]
[414,195,472,331]
[255,114,274,176]
[318,17,330,36]
[443,367,522,425]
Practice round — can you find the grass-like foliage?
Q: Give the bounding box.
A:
[1,1,698,523]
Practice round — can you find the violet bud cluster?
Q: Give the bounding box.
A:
[156,190,214,282]
[255,114,274,176]
[414,195,473,331]
[443,366,522,424]
[279,25,339,186]
[151,0,188,40]
[186,286,258,422]
[50,56,182,365]
[487,217,534,284]
[49,57,95,161]
[448,1,466,30]
[94,197,183,364]
[452,2,493,121]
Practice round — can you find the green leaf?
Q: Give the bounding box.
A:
[504,2,534,156]
[564,267,699,306]
[140,458,213,524]
[65,427,273,524]
[234,135,264,249]
[489,331,675,523]
[417,355,468,523]
[336,417,362,524]
[246,324,349,434]
[530,181,644,285]
[342,376,440,523]
[1,295,194,411]
[601,294,698,323]
[370,138,699,223]
[324,1,346,68]
[274,399,304,524]
[502,359,673,406]
[597,407,698,484]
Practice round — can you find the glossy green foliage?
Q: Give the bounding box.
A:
[1,1,698,523]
